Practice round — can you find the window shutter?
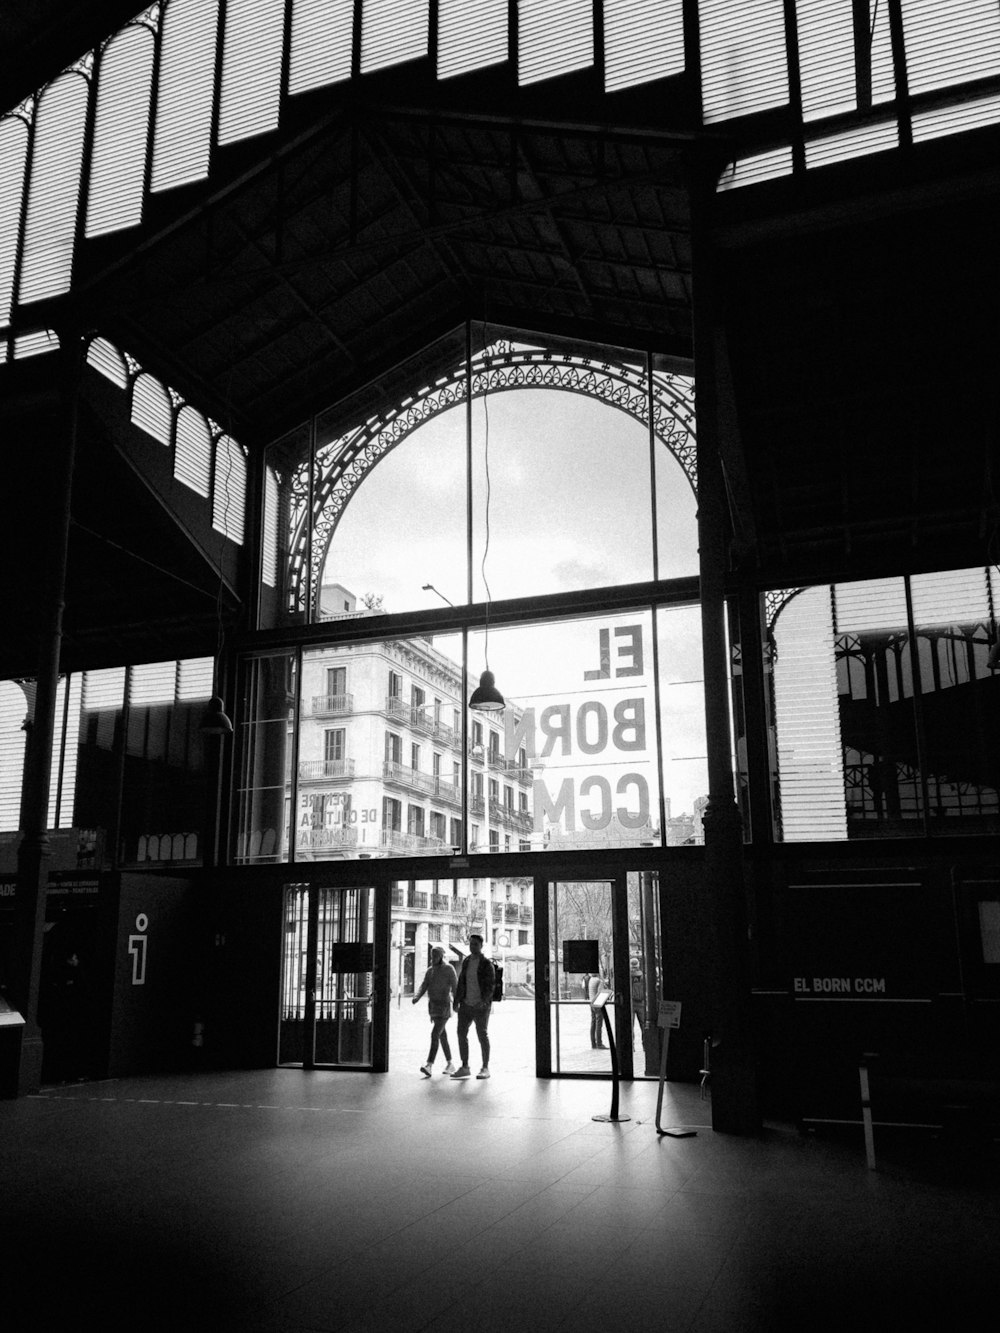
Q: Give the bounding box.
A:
[717,145,794,191]
[289,0,354,93]
[262,465,280,587]
[19,74,89,304]
[131,372,173,445]
[212,433,248,544]
[914,91,1000,143]
[700,0,789,123]
[0,682,28,832]
[519,0,593,87]
[0,116,28,328]
[910,568,992,627]
[438,0,507,81]
[152,0,218,193]
[218,0,285,145]
[130,661,180,707]
[833,576,908,634]
[604,0,684,93]
[177,657,215,700]
[13,329,59,359]
[901,0,1000,97]
[804,118,897,169]
[361,0,428,75]
[87,25,154,237]
[86,336,129,387]
[174,405,213,496]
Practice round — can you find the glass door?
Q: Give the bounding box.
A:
[279,883,384,1069]
[535,871,663,1078]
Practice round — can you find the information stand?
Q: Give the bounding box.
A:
[591,994,629,1123]
[655,1000,697,1138]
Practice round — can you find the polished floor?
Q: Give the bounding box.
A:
[4,1063,998,1332]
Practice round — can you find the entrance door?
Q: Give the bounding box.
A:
[535,871,662,1078]
[279,883,386,1069]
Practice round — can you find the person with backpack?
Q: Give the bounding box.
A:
[412,943,458,1078]
[449,934,496,1079]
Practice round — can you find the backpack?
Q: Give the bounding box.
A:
[490,958,504,1002]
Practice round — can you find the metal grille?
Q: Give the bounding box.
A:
[218,0,285,145]
[151,0,218,193]
[19,75,88,304]
[86,25,154,237]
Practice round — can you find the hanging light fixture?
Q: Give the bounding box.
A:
[470,318,505,713]
[200,694,234,735]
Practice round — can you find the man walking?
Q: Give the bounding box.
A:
[450,934,495,1079]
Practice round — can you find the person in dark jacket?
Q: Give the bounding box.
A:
[449,934,495,1079]
[412,944,458,1077]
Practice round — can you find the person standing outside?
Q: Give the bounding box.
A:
[412,944,458,1077]
[588,971,608,1049]
[450,934,495,1080]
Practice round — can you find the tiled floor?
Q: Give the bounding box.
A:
[3,1066,998,1332]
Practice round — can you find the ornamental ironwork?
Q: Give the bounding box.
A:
[286,345,696,615]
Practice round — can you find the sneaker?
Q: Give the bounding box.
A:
[443,1062,456,1075]
[476,1067,491,1079]
[420,1063,433,1078]
[451,1065,471,1079]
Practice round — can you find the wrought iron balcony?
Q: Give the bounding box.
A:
[379,829,448,855]
[298,758,355,781]
[385,696,435,733]
[310,692,354,716]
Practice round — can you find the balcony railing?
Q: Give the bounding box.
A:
[431,893,451,911]
[520,905,533,924]
[385,696,435,734]
[310,692,354,716]
[298,758,355,781]
[380,829,448,855]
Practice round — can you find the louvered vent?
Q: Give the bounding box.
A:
[177,657,214,700]
[901,0,1000,96]
[0,682,27,832]
[519,0,593,87]
[700,0,789,123]
[289,0,354,93]
[13,329,59,359]
[438,0,507,81]
[605,0,684,93]
[804,118,897,168]
[717,144,794,190]
[798,0,861,121]
[772,586,848,842]
[360,0,428,75]
[0,117,28,328]
[213,434,248,544]
[86,25,154,237]
[910,567,993,627]
[914,91,1000,143]
[83,666,127,711]
[53,674,83,829]
[174,405,213,497]
[130,660,180,706]
[219,0,285,145]
[151,0,218,193]
[833,576,908,633]
[131,373,173,445]
[86,336,129,386]
[19,74,88,304]
[262,466,280,588]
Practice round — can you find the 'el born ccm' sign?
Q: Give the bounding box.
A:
[505,623,655,835]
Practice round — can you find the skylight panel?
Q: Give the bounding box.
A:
[175,404,213,496]
[900,0,1000,97]
[604,0,684,93]
[438,0,508,81]
[19,74,88,304]
[87,25,154,236]
[151,0,218,193]
[213,434,248,544]
[131,372,173,445]
[700,0,789,123]
[360,0,428,75]
[518,0,593,87]
[219,0,285,144]
[289,0,354,92]
[0,116,28,329]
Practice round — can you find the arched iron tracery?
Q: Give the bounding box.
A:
[285,346,697,616]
